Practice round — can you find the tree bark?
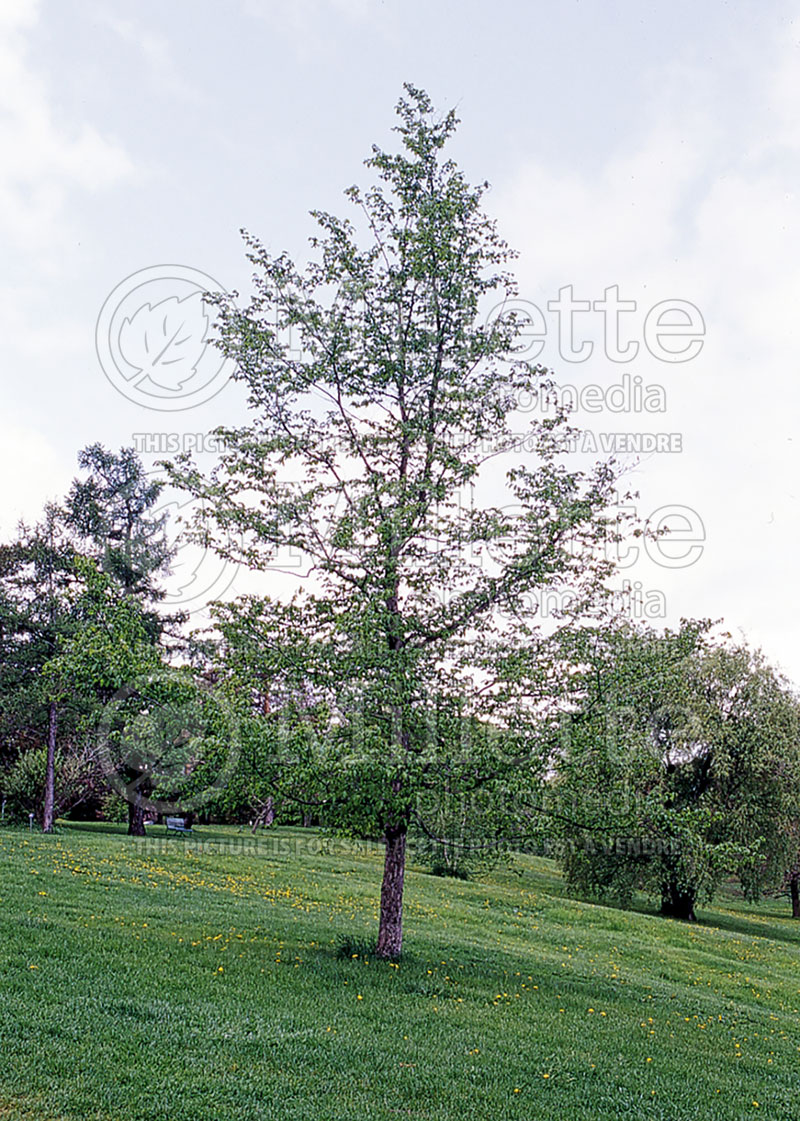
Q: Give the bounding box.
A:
[42,701,57,833]
[127,797,146,837]
[251,797,274,834]
[376,823,407,959]
[660,882,697,922]
[790,875,800,919]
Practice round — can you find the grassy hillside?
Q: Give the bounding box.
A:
[1,823,799,1120]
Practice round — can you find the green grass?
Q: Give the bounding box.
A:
[2,822,800,1119]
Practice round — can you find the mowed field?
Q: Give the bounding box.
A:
[1,823,800,1120]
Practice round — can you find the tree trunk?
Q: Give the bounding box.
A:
[251,797,274,834]
[790,875,800,919]
[42,701,57,833]
[661,881,697,922]
[376,823,407,959]
[127,798,146,837]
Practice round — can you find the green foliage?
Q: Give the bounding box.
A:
[165,86,628,953]
[0,445,177,834]
[44,557,162,697]
[335,934,376,961]
[64,442,172,604]
[0,504,79,722]
[98,790,128,823]
[4,746,94,825]
[411,786,511,880]
[550,622,800,918]
[89,665,241,818]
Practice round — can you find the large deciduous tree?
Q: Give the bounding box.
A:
[551,622,800,921]
[168,86,627,957]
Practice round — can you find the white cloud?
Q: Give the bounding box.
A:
[96,11,206,104]
[495,128,703,287]
[243,0,377,21]
[0,0,133,252]
[241,0,390,57]
[492,16,800,676]
[0,0,37,30]
[0,421,67,537]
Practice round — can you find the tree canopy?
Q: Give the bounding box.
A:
[550,621,800,920]
[167,85,630,956]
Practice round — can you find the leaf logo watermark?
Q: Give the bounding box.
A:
[119,294,209,392]
[96,265,233,410]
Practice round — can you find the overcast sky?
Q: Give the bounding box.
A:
[2,0,799,677]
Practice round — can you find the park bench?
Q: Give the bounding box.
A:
[165,816,193,836]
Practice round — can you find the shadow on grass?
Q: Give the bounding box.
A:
[56,820,130,837]
[551,869,800,951]
[57,820,253,843]
[694,905,800,947]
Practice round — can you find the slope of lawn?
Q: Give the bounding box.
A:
[1,822,800,1120]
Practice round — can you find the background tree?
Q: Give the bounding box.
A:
[779,841,800,918]
[0,504,84,831]
[168,86,629,957]
[550,622,800,921]
[690,642,800,914]
[0,445,177,833]
[48,560,237,836]
[43,560,163,835]
[64,443,171,608]
[411,783,511,880]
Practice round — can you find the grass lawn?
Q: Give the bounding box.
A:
[1,822,800,1119]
